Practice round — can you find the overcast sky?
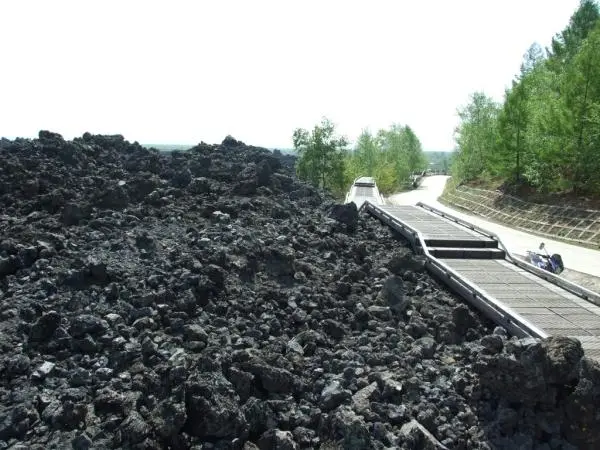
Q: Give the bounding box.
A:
[0,0,581,151]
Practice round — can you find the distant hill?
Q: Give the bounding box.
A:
[424,150,454,174]
[270,148,295,155]
[142,143,297,155]
[142,144,194,152]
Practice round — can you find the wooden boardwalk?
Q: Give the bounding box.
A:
[442,259,600,360]
[363,203,600,361]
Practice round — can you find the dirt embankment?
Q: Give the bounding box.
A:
[1,133,600,449]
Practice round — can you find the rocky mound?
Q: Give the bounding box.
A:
[1,131,600,449]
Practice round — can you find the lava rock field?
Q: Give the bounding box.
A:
[0,131,599,449]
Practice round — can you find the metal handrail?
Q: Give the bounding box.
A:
[361,200,549,339]
[417,202,600,306]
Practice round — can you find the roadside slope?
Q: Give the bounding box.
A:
[442,183,600,248]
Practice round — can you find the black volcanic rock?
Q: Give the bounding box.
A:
[329,202,359,232]
[0,132,599,449]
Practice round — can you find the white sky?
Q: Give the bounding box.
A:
[0,0,581,151]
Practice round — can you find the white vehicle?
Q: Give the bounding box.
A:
[344,176,385,208]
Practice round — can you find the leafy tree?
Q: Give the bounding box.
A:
[336,124,427,195]
[354,130,378,177]
[549,0,599,65]
[452,92,501,182]
[498,80,528,182]
[293,118,348,195]
[377,124,428,189]
[521,42,545,74]
[523,63,572,190]
[377,124,412,184]
[564,20,600,193]
[496,44,545,184]
[402,125,428,174]
[451,1,600,196]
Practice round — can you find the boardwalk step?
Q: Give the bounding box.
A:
[427,247,506,259]
[424,238,498,249]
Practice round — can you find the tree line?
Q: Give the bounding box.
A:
[292,118,427,197]
[452,0,600,196]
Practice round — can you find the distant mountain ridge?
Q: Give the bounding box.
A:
[142,143,297,154]
[142,143,194,152]
[270,148,295,155]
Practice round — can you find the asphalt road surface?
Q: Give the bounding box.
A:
[387,176,600,292]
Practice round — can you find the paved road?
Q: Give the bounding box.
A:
[386,176,600,286]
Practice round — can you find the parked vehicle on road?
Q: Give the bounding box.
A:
[525,242,564,275]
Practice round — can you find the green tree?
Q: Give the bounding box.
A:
[354,129,378,176]
[377,124,411,184]
[498,80,528,182]
[496,43,544,184]
[402,125,428,174]
[339,124,427,194]
[522,63,572,190]
[447,0,600,196]
[564,20,600,193]
[549,0,599,66]
[293,118,348,194]
[452,92,501,182]
[521,42,545,74]
[293,119,428,196]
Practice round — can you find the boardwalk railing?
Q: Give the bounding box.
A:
[417,202,600,307]
[362,200,549,339]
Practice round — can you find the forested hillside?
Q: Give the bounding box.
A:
[452,0,600,197]
[292,118,427,197]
